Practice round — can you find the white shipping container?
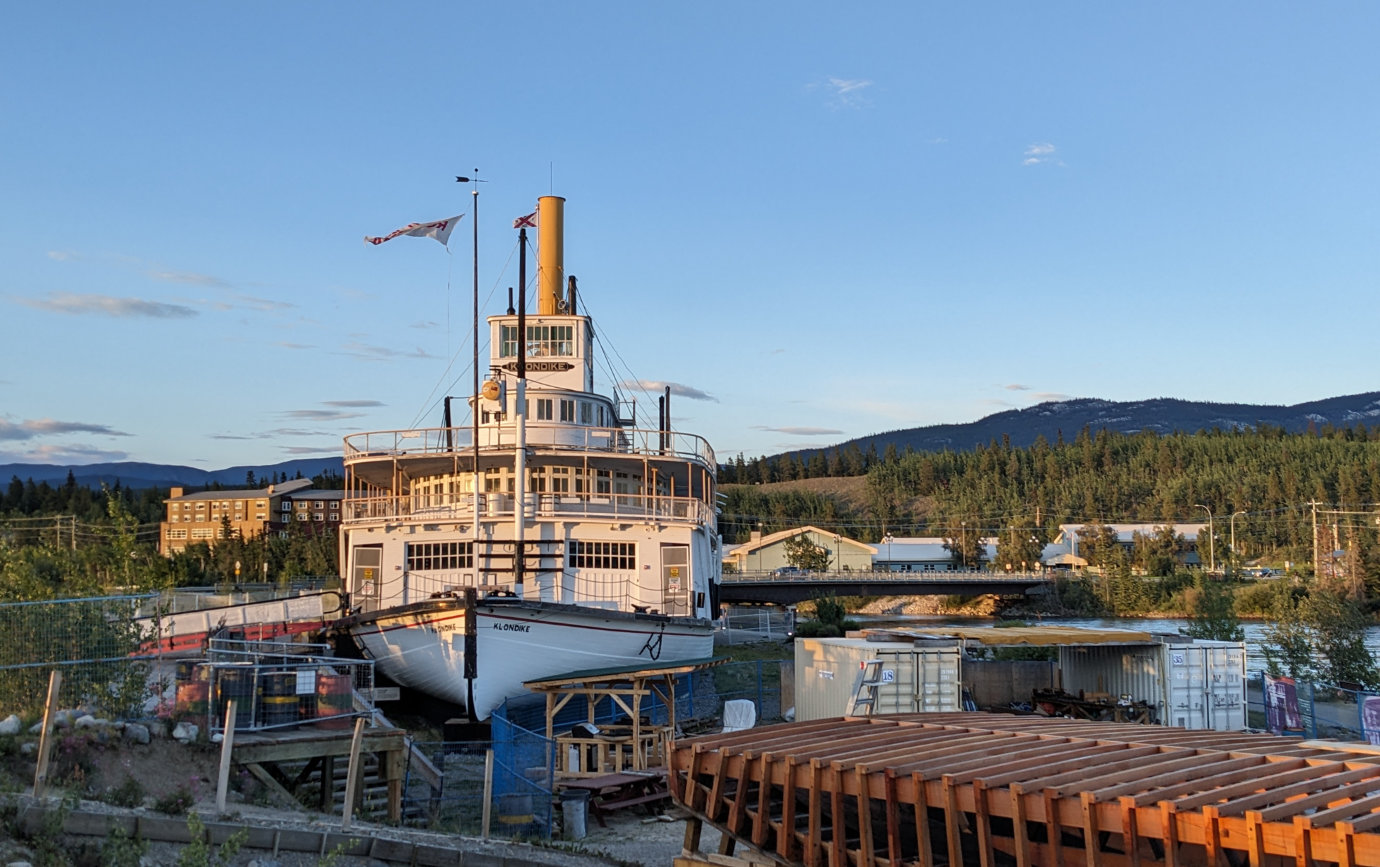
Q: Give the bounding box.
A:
[794,637,962,721]
[1058,638,1246,731]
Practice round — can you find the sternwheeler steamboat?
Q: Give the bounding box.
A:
[332,196,722,720]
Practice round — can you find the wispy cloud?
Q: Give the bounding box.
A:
[147,269,231,289]
[47,250,81,262]
[233,294,295,312]
[618,380,718,402]
[280,445,341,456]
[1004,384,1031,391]
[16,292,198,318]
[279,408,369,421]
[277,341,315,350]
[0,418,132,441]
[324,400,385,409]
[338,341,439,361]
[1022,142,1063,166]
[1033,392,1072,402]
[0,443,131,464]
[751,426,845,436]
[808,77,874,109]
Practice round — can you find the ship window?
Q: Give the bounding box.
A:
[551,467,570,493]
[537,399,553,421]
[595,470,611,494]
[568,541,635,570]
[560,399,575,422]
[580,402,592,424]
[529,470,547,493]
[407,540,474,571]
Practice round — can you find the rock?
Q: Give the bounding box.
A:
[73,714,100,730]
[172,722,199,743]
[123,723,151,745]
[20,742,36,756]
[0,714,21,736]
[247,859,283,867]
[27,723,43,735]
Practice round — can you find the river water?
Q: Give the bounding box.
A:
[852,614,1380,676]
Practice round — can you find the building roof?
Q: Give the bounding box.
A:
[166,477,315,502]
[729,525,877,558]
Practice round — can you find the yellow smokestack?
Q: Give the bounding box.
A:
[537,196,565,315]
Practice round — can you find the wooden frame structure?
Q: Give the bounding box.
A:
[670,712,1380,866]
[524,658,725,778]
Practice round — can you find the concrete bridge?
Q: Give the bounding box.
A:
[718,569,1053,605]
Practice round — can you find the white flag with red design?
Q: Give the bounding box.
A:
[513,211,537,229]
[364,214,463,247]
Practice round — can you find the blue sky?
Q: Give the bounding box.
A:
[3,3,1378,470]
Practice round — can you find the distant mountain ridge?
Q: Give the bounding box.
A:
[0,457,344,490]
[816,392,1380,458]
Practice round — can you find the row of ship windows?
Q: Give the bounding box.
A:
[404,540,637,571]
[412,467,642,499]
[481,398,607,426]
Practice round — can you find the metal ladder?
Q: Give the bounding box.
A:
[845,659,885,717]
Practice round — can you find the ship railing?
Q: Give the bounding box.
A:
[343,491,714,526]
[402,570,656,612]
[343,424,715,470]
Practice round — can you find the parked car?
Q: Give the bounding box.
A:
[773,566,808,576]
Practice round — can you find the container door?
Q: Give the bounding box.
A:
[661,545,689,616]
[1166,643,1247,731]
[1165,644,1207,729]
[1204,644,1247,731]
[351,545,382,614]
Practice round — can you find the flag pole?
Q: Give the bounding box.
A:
[458,173,484,566]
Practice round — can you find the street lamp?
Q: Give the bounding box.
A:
[1230,510,1246,568]
[834,535,842,574]
[883,534,894,573]
[1193,504,1215,572]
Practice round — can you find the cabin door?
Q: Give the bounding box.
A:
[351,545,383,614]
[660,545,689,616]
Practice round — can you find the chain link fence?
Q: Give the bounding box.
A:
[0,594,160,720]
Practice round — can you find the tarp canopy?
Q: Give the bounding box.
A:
[862,625,1159,647]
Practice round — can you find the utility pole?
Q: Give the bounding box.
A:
[1311,500,1319,580]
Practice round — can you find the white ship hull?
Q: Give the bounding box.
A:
[341,596,715,720]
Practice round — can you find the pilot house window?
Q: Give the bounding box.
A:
[500,324,575,358]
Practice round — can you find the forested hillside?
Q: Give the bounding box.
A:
[720,425,1380,574]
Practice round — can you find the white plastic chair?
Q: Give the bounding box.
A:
[721,699,757,732]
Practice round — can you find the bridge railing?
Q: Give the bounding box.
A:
[722,569,1052,584]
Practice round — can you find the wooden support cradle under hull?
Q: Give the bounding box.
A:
[668,712,1380,867]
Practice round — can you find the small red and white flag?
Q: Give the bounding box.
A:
[364,214,464,247]
[513,211,537,229]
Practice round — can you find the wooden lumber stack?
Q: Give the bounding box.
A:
[669,712,1380,866]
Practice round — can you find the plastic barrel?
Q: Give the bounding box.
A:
[214,665,256,730]
[259,670,298,728]
[174,663,209,720]
[314,672,353,729]
[497,793,535,826]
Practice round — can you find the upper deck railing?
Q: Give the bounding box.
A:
[343,490,716,527]
[343,423,715,471]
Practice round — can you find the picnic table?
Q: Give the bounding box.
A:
[558,770,670,827]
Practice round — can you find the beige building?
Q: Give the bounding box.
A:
[722,525,876,574]
[160,478,342,556]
